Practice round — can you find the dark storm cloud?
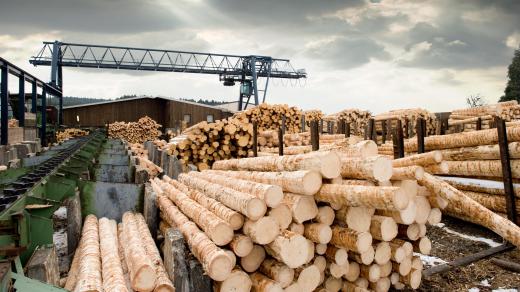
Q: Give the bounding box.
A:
[305,36,390,69]
[400,0,520,69]
[0,0,178,34]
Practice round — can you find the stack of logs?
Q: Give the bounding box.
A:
[56,128,89,143]
[304,110,324,126]
[234,103,302,133]
[332,109,372,136]
[65,213,174,292]
[151,144,481,291]
[448,101,520,132]
[397,126,520,220]
[108,116,162,144]
[375,108,437,137]
[8,118,18,128]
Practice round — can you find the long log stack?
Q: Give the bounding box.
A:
[374,108,437,137]
[65,213,174,292]
[234,103,302,133]
[151,145,460,291]
[448,101,520,132]
[108,116,162,144]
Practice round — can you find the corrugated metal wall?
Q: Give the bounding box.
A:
[63,98,233,128]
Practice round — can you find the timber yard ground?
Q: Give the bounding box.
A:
[414,217,520,291]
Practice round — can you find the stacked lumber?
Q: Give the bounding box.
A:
[234,103,302,133]
[56,128,89,143]
[375,108,437,137]
[65,213,174,292]
[448,101,520,132]
[108,116,162,144]
[153,147,443,291]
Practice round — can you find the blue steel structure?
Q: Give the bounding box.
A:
[29,41,307,111]
[0,57,62,146]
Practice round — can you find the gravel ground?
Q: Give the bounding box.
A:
[400,216,520,291]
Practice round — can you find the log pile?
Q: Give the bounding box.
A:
[8,118,18,128]
[108,116,162,144]
[56,128,89,143]
[303,110,323,125]
[448,101,520,132]
[153,147,447,291]
[234,103,302,133]
[375,108,437,137]
[324,109,372,136]
[65,213,174,292]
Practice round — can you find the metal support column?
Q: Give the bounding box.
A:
[31,82,37,113]
[0,65,8,145]
[496,117,518,224]
[250,57,259,106]
[18,74,25,127]
[58,94,63,126]
[40,86,47,146]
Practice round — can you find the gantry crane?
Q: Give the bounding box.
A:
[30,41,307,110]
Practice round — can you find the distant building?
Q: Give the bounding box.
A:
[63,96,234,129]
[214,101,255,112]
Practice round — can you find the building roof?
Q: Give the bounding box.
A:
[63,95,233,113]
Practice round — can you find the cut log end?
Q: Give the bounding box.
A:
[217,269,252,292]
[373,156,393,182]
[211,222,235,246]
[265,186,284,207]
[297,265,321,291]
[356,232,373,253]
[320,152,341,179]
[393,188,410,210]
[303,171,324,195]
[133,265,157,291]
[246,198,268,221]
[208,253,234,281]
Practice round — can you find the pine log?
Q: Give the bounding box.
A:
[344,261,360,282]
[229,234,254,257]
[98,218,128,292]
[282,193,318,223]
[441,176,520,199]
[259,258,295,288]
[153,179,234,245]
[214,268,252,292]
[316,184,409,211]
[265,230,310,268]
[74,215,103,292]
[428,208,443,225]
[391,166,424,180]
[240,245,266,273]
[440,142,520,161]
[212,151,341,179]
[360,264,381,282]
[121,212,157,291]
[178,173,266,220]
[330,226,372,253]
[315,206,335,225]
[340,155,393,182]
[295,264,321,291]
[462,190,520,214]
[400,269,422,289]
[369,215,398,241]
[268,204,292,231]
[250,272,283,292]
[190,171,283,207]
[376,198,417,225]
[404,126,520,151]
[392,151,442,168]
[325,245,349,266]
[243,217,280,244]
[336,207,375,232]
[419,173,520,247]
[204,169,322,196]
[157,195,233,281]
[369,277,391,292]
[349,247,375,265]
[303,223,333,244]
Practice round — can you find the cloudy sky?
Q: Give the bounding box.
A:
[1,0,519,114]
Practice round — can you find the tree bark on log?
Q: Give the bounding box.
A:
[212,151,341,179]
[392,151,442,168]
[74,215,103,292]
[340,155,393,182]
[419,173,520,247]
[203,169,322,196]
[157,195,233,281]
[316,184,409,211]
[99,218,128,292]
[178,173,266,220]
[330,226,372,253]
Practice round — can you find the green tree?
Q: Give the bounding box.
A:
[499,47,520,102]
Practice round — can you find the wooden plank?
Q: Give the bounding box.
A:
[26,245,60,286]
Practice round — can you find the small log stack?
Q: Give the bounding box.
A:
[303,110,323,126]
[108,116,162,144]
[65,213,174,292]
[448,101,520,132]
[323,108,372,136]
[374,108,437,137]
[56,128,90,143]
[152,145,445,291]
[234,103,302,133]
